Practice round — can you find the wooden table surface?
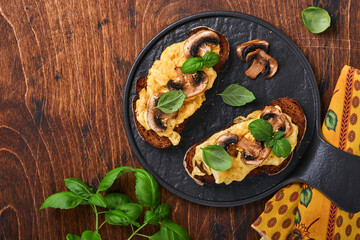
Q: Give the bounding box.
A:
[1,0,359,239]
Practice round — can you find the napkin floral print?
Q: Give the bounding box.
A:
[322,66,360,155]
[251,65,360,240]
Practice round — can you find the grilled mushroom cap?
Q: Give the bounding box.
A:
[184,30,220,58]
[236,39,269,61]
[245,49,278,79]
[260,106,293,137]
[167,67,209,98]
[237,137,271,166]
[146,93,178,132]
[215,133,239,157]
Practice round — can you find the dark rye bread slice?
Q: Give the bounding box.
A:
[132,27,229,148]
[183,97,307,185]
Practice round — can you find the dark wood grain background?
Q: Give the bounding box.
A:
[0,0,359,239]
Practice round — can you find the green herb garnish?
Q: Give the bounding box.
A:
[40,167,190,240]
[181,52,220,73]
[202,52,220,67]
[155,90,186,114]
[271,137,292,158]
[302,6,331,34]
[201,145,232,171]
[248,119,292,158]
[217,84,256,107]
[248,119,274,141]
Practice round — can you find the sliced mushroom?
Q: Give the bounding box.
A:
[167,67,209,98]
[237,137,271,166]
[245,49,278,79]
[146,93,178,132]
[184,30,220,58]
[236,39,269,61]
[260,106,293,137]
[215,133,239,157]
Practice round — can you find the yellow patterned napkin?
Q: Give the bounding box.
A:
[251,65,360,240]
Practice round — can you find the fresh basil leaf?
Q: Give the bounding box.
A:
[64,178,94,199]
[302,6,331,34]
[217,84,255,107]
[160,219,190,240]
[149,231,162,240]
[181,57,204,73]
[40,192,83,210]
[154,204,170,220]
[115,203,142,220]
[202,52,220,68]
[134,169,160,208]
[88,193,107,208]
[80,199,90,206]
[105,193,132,209]
[155,90,186,114]
[66,233,81,240]
[248,119,274,141]
[266,138,276,148]
[80,230,101,240]
[273,131,285,140]
[272,138,292,158]
[201,145,232,171]
[105,209,140,227]
[144,210,160,225]
[97,166,134,192]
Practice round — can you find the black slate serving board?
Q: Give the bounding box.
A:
[123,11,360,213]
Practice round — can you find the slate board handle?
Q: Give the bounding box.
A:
[283,130,360,213]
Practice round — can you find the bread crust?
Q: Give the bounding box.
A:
[133,27,229,148]
[183,97,307,185]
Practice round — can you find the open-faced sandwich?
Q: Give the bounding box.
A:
[184,97,306,185]
[133,27,229,148]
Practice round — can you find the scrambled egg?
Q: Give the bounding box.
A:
[191,106,299,185]
[135,41,220,145]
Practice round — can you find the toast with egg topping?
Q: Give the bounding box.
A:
[133,27,229,148]
[184,97,306,185]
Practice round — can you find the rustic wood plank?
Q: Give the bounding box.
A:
[0,0,359,239]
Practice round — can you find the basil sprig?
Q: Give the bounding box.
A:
[155,90,186,114]
[248,119,292,158]
[202,145,232,171]
[181,52,219,73]
[302,6,331,34]
[40,167,190,240]
[218,84,255,107]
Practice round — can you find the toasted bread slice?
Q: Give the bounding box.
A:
[132,76,187,148]
[184,97,307,185]
[133,27,229,148]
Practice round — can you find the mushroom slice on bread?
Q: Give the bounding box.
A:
[236,39,269,61]
[184,30,220,58]
[245,49,278,79]
[260,106,293,137]
[215,133,239,157]
[238,137,271,166]
[167,68,209,98]
[146,93,178,132]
